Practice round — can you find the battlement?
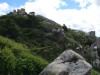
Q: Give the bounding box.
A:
[89,31,95,38]
[12,8,27,15]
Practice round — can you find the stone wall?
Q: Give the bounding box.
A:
[89,31,95,38]
[12,8,27,15]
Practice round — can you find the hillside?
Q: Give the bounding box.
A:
[0,13,99,75]
[0,36,48,75]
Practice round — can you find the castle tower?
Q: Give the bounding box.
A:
[89,31,95,38]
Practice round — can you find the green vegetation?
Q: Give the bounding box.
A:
[92,69,100,75]
[0,13,99,75]
[0,36,48,75]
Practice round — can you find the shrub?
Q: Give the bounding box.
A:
[0,36,48,75]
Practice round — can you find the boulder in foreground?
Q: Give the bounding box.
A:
[39,50,92,75]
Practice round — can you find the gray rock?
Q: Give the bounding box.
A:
[39,50,92,75]
[93,59,100,69]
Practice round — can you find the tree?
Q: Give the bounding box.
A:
[0,18,21,39]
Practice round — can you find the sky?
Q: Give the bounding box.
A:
[0,0,100,37]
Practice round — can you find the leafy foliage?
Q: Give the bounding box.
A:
[0,13,98,75]
[92,69,100,75]
[0,36,48,75]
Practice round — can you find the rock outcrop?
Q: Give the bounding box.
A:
[39,50,92,75]
[52,28,65,39]
[89,42,100,69]
[93,59,100,69]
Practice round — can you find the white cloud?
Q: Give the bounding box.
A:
[74,0,100,7]
[0,2,10,15]
[95,0,100,6]
[1,0,100,37]
[20,0,67,13]
[74,0,90,8]
[19,0,100,37]
[0,2,9,11]
[0,10,6,15]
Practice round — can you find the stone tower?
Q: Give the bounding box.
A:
[89,31,95,38]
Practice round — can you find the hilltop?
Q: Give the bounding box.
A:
[0,9,99,75]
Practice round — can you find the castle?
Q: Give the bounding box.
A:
[12,8,27,15]
[89,31,100,47]
[11,8,35,15]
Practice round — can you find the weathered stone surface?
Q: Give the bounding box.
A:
[93,59,100,69]
[39,50,92,75]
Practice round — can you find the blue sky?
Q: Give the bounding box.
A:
[0,0,100,37]
[0,0,28,7]
[0,0,81,9]
[62,0,81,9]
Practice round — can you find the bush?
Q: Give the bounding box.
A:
[92,69,100,75]
[0,36,48,75]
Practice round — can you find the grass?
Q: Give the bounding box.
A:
[92,69,100,75]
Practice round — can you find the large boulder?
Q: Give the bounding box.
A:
[39,50,92,75]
